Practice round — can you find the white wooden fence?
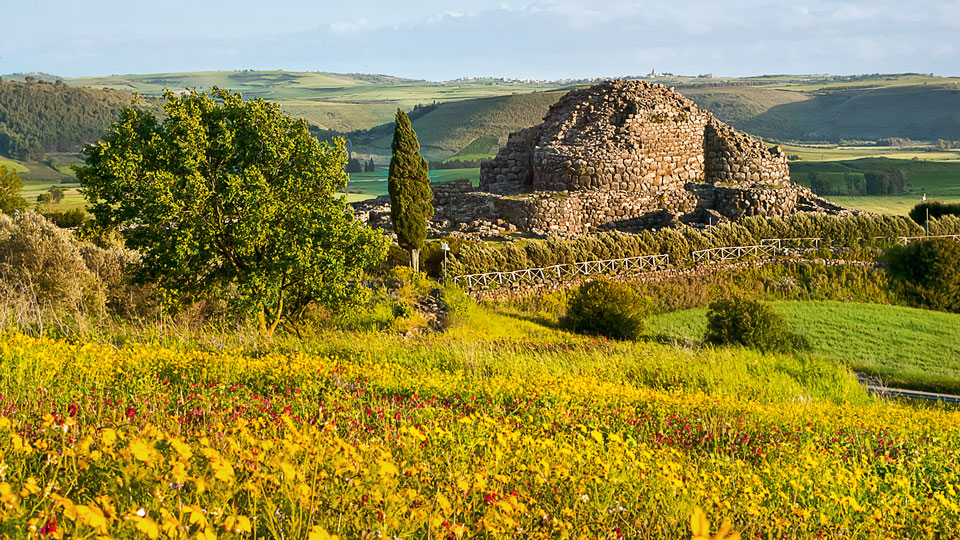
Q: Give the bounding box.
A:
[691,244,778,264]
[453,254,670,290]
[452,234,960,291]
[895,234,960,246]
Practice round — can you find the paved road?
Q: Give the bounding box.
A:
[856,373,960,405]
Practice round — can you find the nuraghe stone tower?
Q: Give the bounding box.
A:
[353,80,846,237]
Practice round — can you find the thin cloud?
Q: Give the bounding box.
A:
[0,0,956,79]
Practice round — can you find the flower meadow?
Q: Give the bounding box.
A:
[0,333,959,539]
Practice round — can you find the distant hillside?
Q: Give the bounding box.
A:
[683,83,960,142]
[0,80,153,160]
[349,79,960,160]
[5,70,960,162]
[64,70,423,98]
[348,90,569,160]
[52,70,572,135]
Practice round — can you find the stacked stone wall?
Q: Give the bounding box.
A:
[703,119,790,186]
[355,80,849,239]
[479,128,537,194]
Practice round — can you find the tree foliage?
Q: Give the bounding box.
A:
[75,88,387,329]
[561,280,645,340]
[0,165,26,215]
[888,239,960,313]
[705,297,808,352]
[388,109,433,270]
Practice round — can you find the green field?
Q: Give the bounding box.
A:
[827,195,960,215]
[788,157,960,214]
[58,70,570,136]
[0,157,29,173]
[780,143,960,162]
[647,300,960,394]
[344,168,479,200]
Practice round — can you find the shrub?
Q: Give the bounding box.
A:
[0,212,93,309]
[0,212,147,318]
[888,239,960,313]
[561,280,645,340]
[909,201,960,226]
[42,208,87,228]
[705,297,808,352]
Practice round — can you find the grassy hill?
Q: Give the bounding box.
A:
[53,70,571,135]
[738,83,960,142]
[647,300,960,394]
[349,90,567,159]
[5,70,960,191]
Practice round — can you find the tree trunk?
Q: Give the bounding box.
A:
[410,248,420,273]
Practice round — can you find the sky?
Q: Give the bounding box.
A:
[1,0,958,80]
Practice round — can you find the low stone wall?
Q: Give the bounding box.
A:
[468,258,885,301]
[711,185,799,219]
[353,178,837,238]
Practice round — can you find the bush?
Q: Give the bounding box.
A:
[0,212,146,316]
[705,297,808,352]
[561,280,645,340]
[909,201,960,226]
[888,239,960,313]
[0,212,93,309]
[42,208,87,228]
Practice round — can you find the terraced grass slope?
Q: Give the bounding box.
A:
[647,300,960,394]
[740,83,960,142]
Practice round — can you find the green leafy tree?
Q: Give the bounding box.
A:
[388,109,433,272]
[36,186,66,205]
[75,88,388,333]
[0,165,26,215]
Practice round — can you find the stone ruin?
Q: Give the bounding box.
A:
[353,79,847,237]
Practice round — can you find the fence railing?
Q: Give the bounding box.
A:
[453,254,670,290]
[895,234,960,246]
[452,234,960,291]
[691,244,778,264]
[760,237,823,249]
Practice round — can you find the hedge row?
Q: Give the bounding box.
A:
[909,201,960,225]
[445,214,942,276]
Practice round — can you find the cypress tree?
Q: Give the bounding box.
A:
[388,109,433,272]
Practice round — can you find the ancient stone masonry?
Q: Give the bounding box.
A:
[353,80,850,238]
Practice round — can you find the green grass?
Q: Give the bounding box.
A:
[343,168,479,200]
[61,70,570,136]
[350,90,567,160]
[780,143,960,162]
[647,300,960,395]
[0,157,29,174]
[10,71,960,166]
[827,195,960,215]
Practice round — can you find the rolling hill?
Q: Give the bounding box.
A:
[3,70,960,167]
[347,90,568,159]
